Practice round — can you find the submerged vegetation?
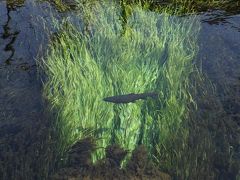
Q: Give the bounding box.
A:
[171,0,240,12]
[0,0,239,179]
[47,0,240,13]
[42,0,201,176]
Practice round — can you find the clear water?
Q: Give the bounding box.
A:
[0,0,239,179]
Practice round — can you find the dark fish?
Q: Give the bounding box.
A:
[103,92,158,104]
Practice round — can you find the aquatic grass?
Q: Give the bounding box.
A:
[41,0,73,12]
[42,0,200,171]
[154,70,221,179]
[42,25,115,161]
[162,0,240,13]
[173,0,234,7]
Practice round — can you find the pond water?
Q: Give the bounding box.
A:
[0,0,239,179]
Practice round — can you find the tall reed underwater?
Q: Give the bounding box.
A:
[42,0,200,172]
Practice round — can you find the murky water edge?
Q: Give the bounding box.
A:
[0,0,240,179]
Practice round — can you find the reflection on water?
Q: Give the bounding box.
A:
[202,10,240,32]
[2,5,20,64]
[0,0,56,66]
[0,1,57,179]
[1,0,26,64]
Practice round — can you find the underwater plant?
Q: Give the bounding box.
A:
[42,0,200,172]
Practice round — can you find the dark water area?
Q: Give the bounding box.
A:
[0,1,56,179]
[194,12,240,180]
[0,0,240,179]
[199,10,240,120]
[198,10,240,102]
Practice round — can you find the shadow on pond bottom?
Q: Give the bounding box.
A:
[51,137,171,180]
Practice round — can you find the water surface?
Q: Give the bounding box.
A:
[0,0,240,179]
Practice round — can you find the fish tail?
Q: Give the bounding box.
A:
[138,93,151,100]
[146,92,158,99]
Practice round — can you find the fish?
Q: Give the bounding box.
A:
[103,92,158,104]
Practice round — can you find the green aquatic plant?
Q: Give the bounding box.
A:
[42,25,114,161]
[42,0,200,170]
[160,0,240,13]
